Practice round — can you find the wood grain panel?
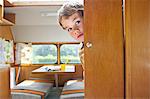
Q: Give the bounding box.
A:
[84,0,124,98]
[125,0,150,98]
[0,26,14,40]
[0,67,10,99]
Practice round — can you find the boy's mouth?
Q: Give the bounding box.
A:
[77,33,84,38]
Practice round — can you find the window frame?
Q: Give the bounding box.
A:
[60,43,81,64]
[15,42,81,66]
[31,43,58,65]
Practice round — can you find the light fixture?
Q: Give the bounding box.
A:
[40,11,57,17]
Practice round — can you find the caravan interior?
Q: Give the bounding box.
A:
[1,0,150,99]
[0,0,84,99]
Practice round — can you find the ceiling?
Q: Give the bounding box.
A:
[5,0,83,26]
[5,6,61,25]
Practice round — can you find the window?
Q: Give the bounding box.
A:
[32,44,57,64]
[60,44,81,64]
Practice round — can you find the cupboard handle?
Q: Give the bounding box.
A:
[86,42,93,48]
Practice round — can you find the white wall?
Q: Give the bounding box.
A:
[11,25,77,42]
[6,6,78,42]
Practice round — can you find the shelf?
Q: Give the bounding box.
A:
[0,0,15,25]
[0,5,3,20]
[4,0,14,7]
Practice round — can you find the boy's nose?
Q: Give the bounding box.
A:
[73,24,79,30]
[73,30,80,35]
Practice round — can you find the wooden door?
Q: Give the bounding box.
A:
[84,0,124,98]
[0,66,10,99]
[125,0,150,98]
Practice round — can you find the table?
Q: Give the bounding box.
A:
[32,65,75,88]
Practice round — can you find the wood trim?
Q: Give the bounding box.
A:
[15,66,20,84]
[15,42,80,44]
[10,5,62,7]
[4,0,13,7]
[18,64,81,67]
[62,89,84,95]
[25,79,54,83]
[4,13,15,24]
[0,18,14,25]
[57,44,60,64]
[32,71,75,75]
[11,89,45,99]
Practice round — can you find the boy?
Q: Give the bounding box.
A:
[58,2,84,75]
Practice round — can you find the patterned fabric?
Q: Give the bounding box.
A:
[79,42,84,78]
[4,40,14,63]
[0,38,5,64]
[15,43,32,64]
[0,38,14,64]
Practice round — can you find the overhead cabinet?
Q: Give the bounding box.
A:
[0,0,15,25]
[0,0,3,20]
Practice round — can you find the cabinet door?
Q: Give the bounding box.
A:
[0,0,3,20]
[125,0,150,98]
[0,66,10,99]
[84,0,124,98]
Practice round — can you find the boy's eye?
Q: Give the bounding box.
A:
[68,28,72,32]
[75,20,80,25]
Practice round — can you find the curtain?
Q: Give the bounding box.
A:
[0,38,14,64]
[4,40,14,63]
[15,43,32,64]
[0,38,5,64]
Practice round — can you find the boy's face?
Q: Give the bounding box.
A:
[61,12,84,42]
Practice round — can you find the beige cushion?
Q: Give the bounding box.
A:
[11,80,53,99]
[60,80,84,99]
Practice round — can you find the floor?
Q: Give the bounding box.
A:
[46,87,62,99]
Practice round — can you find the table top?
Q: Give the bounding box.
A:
[32,65,75,74]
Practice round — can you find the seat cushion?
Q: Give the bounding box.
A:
[63,80,84,91]
[12,80,53,93]
[60,80,84,99]
[11,80,53,99]
[11,92,42,99]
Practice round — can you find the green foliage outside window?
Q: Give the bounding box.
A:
[32,45,57,64]
[31,44,81,64]
[60,44,81,64]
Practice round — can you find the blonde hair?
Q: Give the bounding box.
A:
[57,2,84,29]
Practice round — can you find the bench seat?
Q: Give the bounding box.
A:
[11,80,53,99]
[60,80,84,99]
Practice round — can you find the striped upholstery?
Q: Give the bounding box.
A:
[11,92,42,99]
[60,80,84,99]
[11,80,53,99]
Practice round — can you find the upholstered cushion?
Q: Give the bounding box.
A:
[61,93,84,99]
[12,80,53,93]
[11,92,41,99]
[60,80,84,99]
[11,80,53,99]
[62,80,84,91]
